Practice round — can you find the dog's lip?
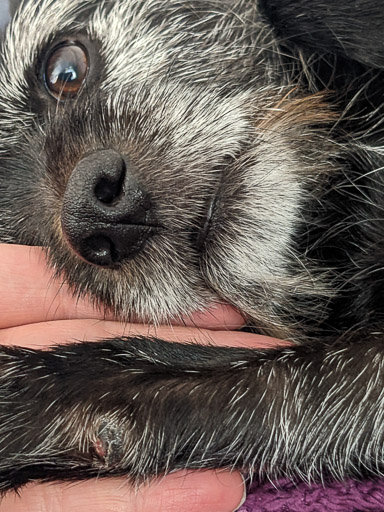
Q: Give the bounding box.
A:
[195,192,217,251]
[176,304,246,330]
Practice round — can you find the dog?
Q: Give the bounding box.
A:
[0,0,383,492]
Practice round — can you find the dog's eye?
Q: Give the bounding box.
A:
[45,43,88,99]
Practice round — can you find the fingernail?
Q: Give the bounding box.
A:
[232,474,247,512]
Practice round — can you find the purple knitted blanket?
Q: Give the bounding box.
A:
[238,478,384,512]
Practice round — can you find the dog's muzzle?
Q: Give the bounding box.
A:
[61,149,158,267]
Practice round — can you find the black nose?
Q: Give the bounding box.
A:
[61,150,156,267]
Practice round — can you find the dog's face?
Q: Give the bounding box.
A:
[0,0,337,339]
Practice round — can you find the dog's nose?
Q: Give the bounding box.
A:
[61,150,156,267]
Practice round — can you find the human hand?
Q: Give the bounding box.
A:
[0,244,285,512]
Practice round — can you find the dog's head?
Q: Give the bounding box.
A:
[0,0,338,339]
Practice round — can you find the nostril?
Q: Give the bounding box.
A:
[82,235,117,267]
[94,161,126,205]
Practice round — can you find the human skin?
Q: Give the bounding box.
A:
[0,244,286,512]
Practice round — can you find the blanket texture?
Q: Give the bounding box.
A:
[238,478,384,512]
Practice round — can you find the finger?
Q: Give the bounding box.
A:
[0,320,289,349]
[0,471,246,512]
[0,246,245,331]
[0,245,104,329]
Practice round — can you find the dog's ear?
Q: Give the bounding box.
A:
[260,0,384,69]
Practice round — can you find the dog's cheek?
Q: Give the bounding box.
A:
[199,141,301,333]
[199,126,336,338]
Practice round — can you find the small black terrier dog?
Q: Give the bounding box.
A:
[0,0,383,491]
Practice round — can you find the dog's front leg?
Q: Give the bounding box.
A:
[0,336,383,491]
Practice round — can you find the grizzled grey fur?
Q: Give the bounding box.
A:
[0,0,383,491]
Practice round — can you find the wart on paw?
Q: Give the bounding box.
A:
[90,420,124,467]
